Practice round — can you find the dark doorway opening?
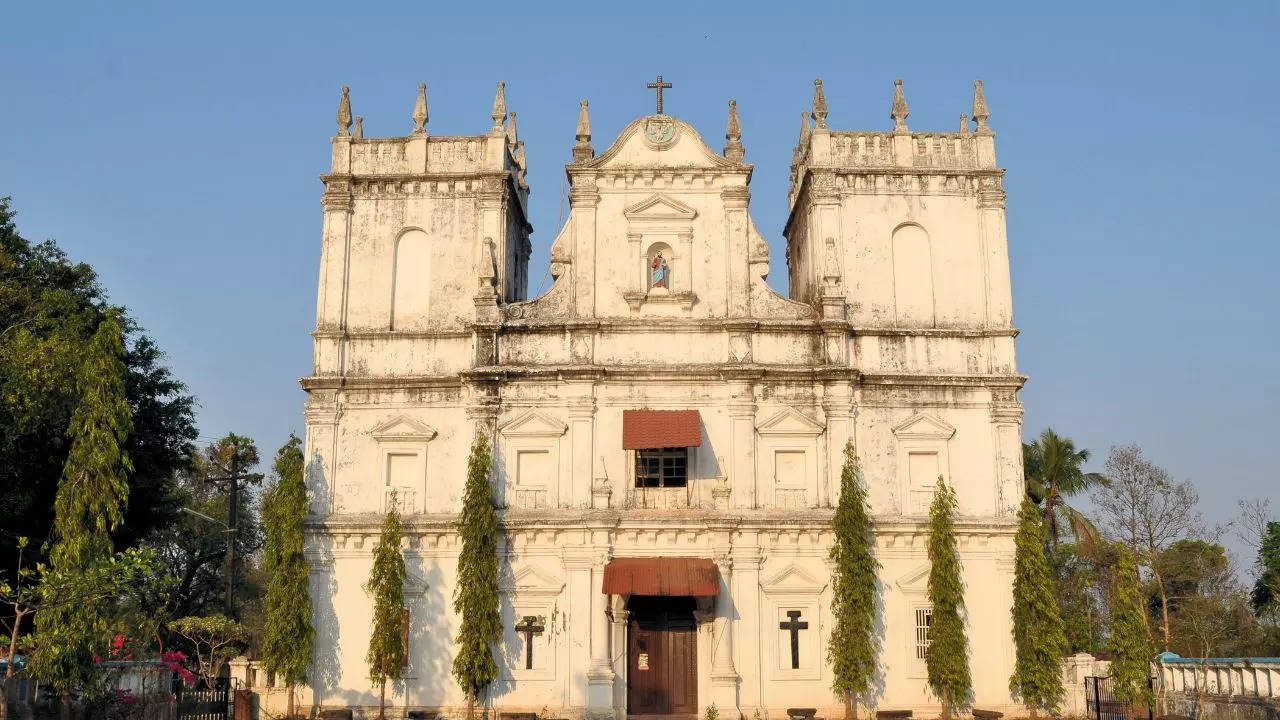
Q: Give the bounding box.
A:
[627,595,697,717]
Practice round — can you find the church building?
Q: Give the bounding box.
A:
[301,75,1025,718]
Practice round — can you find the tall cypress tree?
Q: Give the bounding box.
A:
[1009,498,1068,716]
[925,477,971,718]
[30,309,134,696]
[828,441,880,720]
[261,434,314,719]
[1108,547,1153,709]
[452,432,502,720]
[365,494,407,720]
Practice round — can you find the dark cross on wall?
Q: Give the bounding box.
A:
[647,74,673,114]
[779,610,809,670]
[515,615,546,670]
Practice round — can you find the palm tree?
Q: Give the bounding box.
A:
[1023,429,1108,552]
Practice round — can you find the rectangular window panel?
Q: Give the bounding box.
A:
[635,448,688,488]
[915,606,933,660]
[908,451,940,488]
[516,450,550,486]
[774,451,806,485]
[385,453,418,513]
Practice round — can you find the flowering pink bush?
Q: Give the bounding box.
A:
[161,649,197,686]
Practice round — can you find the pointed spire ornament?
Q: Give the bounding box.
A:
[800,110,812,144]
[972,79,991,133]
[811,78,828,129]
[724,99,744,163]
[891,79,910,132]
[411,83,428,136]
[959,113,969,135]
[491,81,506,132]
[336,86,352,137]
[354,115,364,139]
[506,111,519,148]
[573,99,594,162]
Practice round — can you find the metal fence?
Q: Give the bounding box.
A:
[1085,675,1154,720]
[175,675,231,720]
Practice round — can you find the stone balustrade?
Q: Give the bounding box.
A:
[1154,654,1280,700]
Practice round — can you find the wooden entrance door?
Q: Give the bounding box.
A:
[627,596,697,716]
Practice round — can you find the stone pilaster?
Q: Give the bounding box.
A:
[723,185,751,318]
[823,383,855,506]
[563,548,596,710]
[569,178,600,318]
[990,387,1024,516]
[731,541,764,712]
[978,173,1013,328]
[566,382,596,508]
[710,550,739,712]
[728,382,757,509]
[587,551,616,718]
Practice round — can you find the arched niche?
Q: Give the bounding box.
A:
[646,241,675,294]
[891,222,934,326]
[391,228,430,330]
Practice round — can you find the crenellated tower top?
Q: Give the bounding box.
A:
[787,78,1000,210]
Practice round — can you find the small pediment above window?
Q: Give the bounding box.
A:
[501,565,566,597]
[404,572,430,598]
[756,407,825,436]
[760,564,828,595]
[891,413,956,440]
[371,415,438,442]
[895,563,931,593]
[623,194,698,221]
[498,408,568,438]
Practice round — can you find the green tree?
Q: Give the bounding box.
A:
[827,441,880,720]
[1252,522,1280,618]
[28,309,134,699]
[365,495,407,720]
[136,435,267,630]
[1107,547,1153,709]
[261,435,314,719]
[452,432,502,720]
[168,614,247,680]
[1009,499,1068,716]
[925,478,971,717]
[0,196,196,582]
[1051,543,1104,654]
[1022,429,1107,552]
[1,540,160,679]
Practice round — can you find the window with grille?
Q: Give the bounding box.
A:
[914,606,933,660]
[635,447,688,488]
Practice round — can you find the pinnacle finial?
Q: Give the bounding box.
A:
[353,115,364,139]
[724,99,744,162]
[491,81,506,132]
[800,109,812,143]
[811,78,828,129]
[506,111,519,148]
[891,79,909,132]
[573,99,594,162]
[959,113,969,135]
[411,83,428,135]
[972,79,991,133]
[336,86,352,137]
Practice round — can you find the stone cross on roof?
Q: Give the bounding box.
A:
[646,74,673,115]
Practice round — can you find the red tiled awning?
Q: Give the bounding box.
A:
[602,557,720,596]
[622,410,702,450]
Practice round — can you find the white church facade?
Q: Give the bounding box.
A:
[300,76,1025,718]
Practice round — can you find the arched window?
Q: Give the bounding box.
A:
[646,242,673,294]
[891,223,934,326]
[391,229,430,330]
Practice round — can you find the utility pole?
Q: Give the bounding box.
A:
[203,434,262,621]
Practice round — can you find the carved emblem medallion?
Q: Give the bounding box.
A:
[644,117,676,146]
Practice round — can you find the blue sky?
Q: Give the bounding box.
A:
[4,2,1276,562]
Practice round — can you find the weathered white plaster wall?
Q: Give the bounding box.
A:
[301,82,1024,719]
